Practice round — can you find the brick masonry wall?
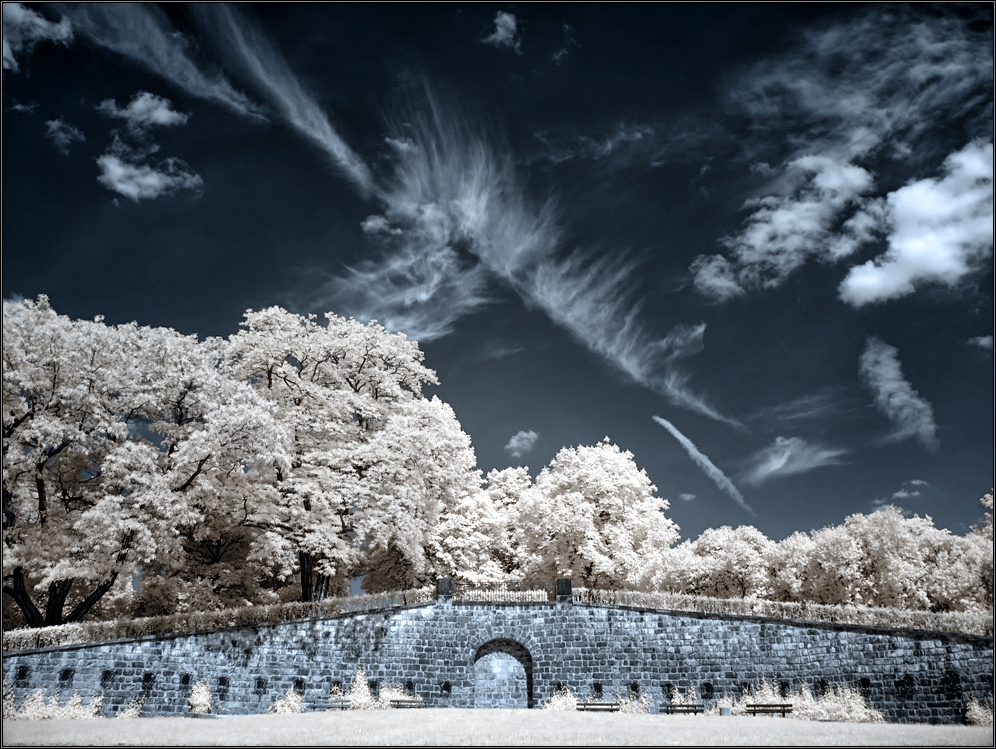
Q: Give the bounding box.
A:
[3,599,992,723]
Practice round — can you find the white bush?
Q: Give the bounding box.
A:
[188,680,212,714]
[542,686,578,711]
[268,686,303,714]
[376,683,422,709]
[618,692,650,714]
[965,696,994,726]
[117,696,144,719]
[719,679,884,723]
[4,687,103,720]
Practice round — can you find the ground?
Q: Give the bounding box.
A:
[3,710,993,746]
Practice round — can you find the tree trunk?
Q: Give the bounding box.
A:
[2,566,120,628]
[299,552,331,602]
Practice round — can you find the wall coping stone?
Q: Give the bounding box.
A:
[3,600,991,659]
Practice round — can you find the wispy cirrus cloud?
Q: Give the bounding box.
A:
[653,415,753,514]
[859,337,938,450]
[70,7,735,424]
[692,7,993,302]
[482,11,522,54]
[61,4,260,119]
[2,3,71,72]
[193,5,374,195]
[45,118,84,154]
[504,430,539,458]
[742,436,847,486]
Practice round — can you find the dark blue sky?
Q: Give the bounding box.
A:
[3,3,993,541]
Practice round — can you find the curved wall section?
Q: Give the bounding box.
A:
[3,600,992,723]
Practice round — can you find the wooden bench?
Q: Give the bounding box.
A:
[390,699,426,708]
[576,701,621,712]
[661,703,704,714]
[746,703,793,717]
[328,698,350,710]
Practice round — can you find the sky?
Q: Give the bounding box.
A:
[3,3,993,543]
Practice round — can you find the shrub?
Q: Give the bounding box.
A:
[188,680,212,714]
[618,692,650,714]
[542,685,578,711]
[716,679,884,723]
[376,683,423,709]
[965,696,994,726]
[268,687,303,714]
[117,696,144,719]
[668,685,698,706]
[4,687,103,720]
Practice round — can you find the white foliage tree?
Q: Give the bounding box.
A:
[685,525,774,599]
[517,438,680,590]
[226,306,482,599]
[2,297,287,626]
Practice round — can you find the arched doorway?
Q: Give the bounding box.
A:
[473,639,534,709]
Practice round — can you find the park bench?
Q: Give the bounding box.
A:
[576,701,620,712]
[746,703,793,717]
[660,703,704,714]
[390,699,426,708]
[328,698,351,710]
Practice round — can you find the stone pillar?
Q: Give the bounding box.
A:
[556,578,572,604]
[436,578,452,603]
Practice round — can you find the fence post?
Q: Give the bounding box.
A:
[556,578,572,604]
[436,578,452,603]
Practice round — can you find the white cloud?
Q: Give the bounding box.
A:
[323,84,737,423]
[96,154,203,202]
[482,11,521,54]
[61,4,260,118]
[859,337,938,450]
[839,141,994,306]
[504,430,539,458]
[652,416,753,514]
[696,155,875,295]
[743,436,847,486]
[195,5,374,194]
[2,3,71,72]
[97,92,190,131]
[968,335,993,350]
[692,8,992,301]
[45,119,84,154]
[678,493,696,502]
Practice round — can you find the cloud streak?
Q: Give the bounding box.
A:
[194,5,374,194]
[61,4,260,119]
[859,337,938,450]
[742,436,847,486]
[652,416,753,514]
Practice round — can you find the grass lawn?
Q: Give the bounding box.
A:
[3,709,994,746]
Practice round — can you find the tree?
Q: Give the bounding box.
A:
[685,525,774,599]
[3,297,286,626]
[226,306,482,599]
[517,438,680,590]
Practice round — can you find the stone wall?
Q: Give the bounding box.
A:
[3,595,992,723]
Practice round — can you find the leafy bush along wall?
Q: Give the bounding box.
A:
[3,597,992,723]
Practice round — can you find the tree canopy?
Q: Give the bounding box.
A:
[3,297,991,629]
